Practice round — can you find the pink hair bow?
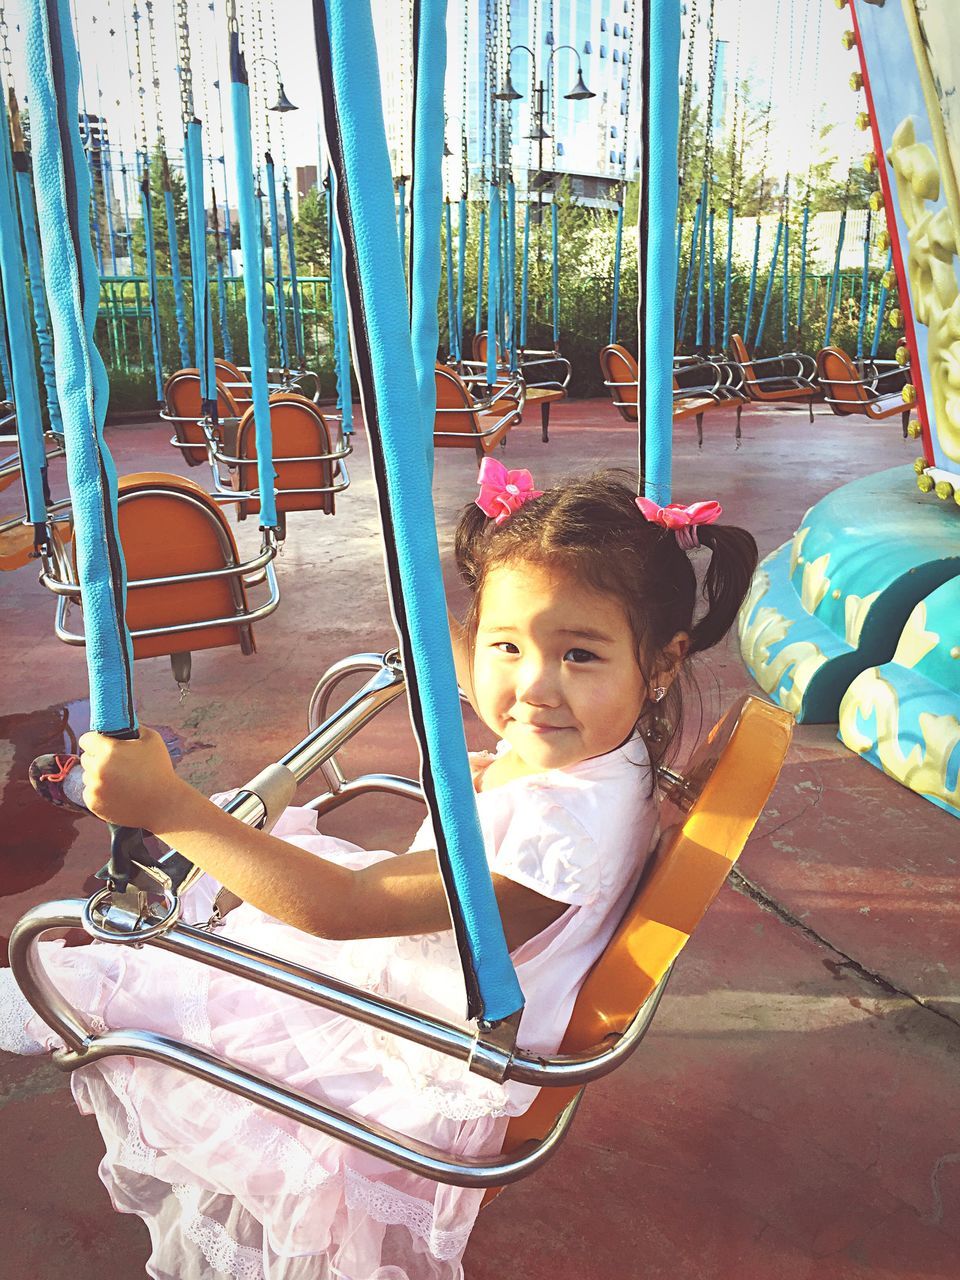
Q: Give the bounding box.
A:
[635,497,722,549]
[475,457,543,525]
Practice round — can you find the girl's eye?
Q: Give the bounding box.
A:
[493,641,520,654]
[564,647,598,664]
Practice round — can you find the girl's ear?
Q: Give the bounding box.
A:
[655,630,689,690]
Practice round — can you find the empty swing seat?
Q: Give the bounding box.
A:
[434,364,523,460]
[161,369,243,467]
[815,346,912,433]
[484,692,794,1203]
[470,334,570,442]
[231,392,350,522]
[215,357,321,411]
[41,471,280,680]
[600,343,721,438]
[729,333,819,420]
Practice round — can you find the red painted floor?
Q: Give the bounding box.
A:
[1,398,957,1278]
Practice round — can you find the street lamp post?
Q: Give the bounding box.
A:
[493,42,593,219]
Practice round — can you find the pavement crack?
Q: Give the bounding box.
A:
[728,868,960,1032]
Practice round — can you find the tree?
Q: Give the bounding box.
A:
[128,146,191,275]
[293,186,328,275]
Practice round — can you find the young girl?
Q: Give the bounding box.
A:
[1,467,757,1280]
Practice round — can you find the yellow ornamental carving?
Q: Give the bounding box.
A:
[789,526,810,577]
[887,117,960,463]
[800,552,832,614]
[891,601,941,669]
[840,669,960,809]
[844,590,881,647]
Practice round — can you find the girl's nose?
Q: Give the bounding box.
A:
[516,658,560,706]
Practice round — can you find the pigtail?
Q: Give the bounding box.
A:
[453,501,491,592]
[687,524,759,654]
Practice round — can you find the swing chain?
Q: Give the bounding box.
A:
[226,0,238,36]
[678,0,698,192]
[502,0,512,184]
[131,6,150,157]
[144,1,166,153]
[0,4,12,71]
[176,0,196,124]
[460,0,469,197]
[617,0,637,203]
[703,0,717,204]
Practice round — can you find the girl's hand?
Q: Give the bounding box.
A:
[78,727,190,832]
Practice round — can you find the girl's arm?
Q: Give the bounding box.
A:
[79,729,564,949]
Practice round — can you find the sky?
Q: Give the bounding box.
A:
[3,0,863,195]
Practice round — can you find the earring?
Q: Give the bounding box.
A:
[652,685,666,703]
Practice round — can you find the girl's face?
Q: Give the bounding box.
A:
[471,559,648,773]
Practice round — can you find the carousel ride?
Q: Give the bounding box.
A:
[738,0,960,822]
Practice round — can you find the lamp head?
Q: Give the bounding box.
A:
[270,82,298,113]
[493,71,523,101]
[565,69,595,101]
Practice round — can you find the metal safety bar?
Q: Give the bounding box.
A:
[10,650,673,1186]
[38,490,281,645]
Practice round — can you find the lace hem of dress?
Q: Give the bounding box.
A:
[0,970,48,1054]
[173,1183,265,1280]
[344,1168,472,1263]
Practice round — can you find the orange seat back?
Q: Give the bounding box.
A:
[729,333,758,388]
[94,472,253,661]
[485,695,793,1204]
[816,347,871,414]
[163,370,241,466]
[599,344,638,422]
[214,358,253,413]
[236,393,337,517]
[434,365,484,448]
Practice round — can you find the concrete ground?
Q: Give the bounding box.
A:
[0,397,957,1279]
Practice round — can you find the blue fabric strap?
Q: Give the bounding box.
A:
[520,200,531,349]
[742,216,762,346]
[408,0,446,472]
[856,207,872,362]
[506,180,517,371]
[313,0,522,1025]
[871,247,893,360]
[641,0,681,505]
[694,183,708,349]
[229,37,278,530]
[25,0,136,733]
[825,210,846,347]
[283,180,305,366]
[456,196,466,357]
[0,80,48,525]
[707,208,717,350]
[396,178,407,284]
[780,200,790,347]
[184,121,216,406]
[444,200,457,360]
[0,274,11,397]
[14,153,63,435]
[551,200,560,348]
[796,202,811,340]
[265,154,289,370]
[163,165,190,368]
[755,217,784,349]
[475,204,486,334]
[676,197,700,344]
[610,200,624,344]
[485,183,500,386]
[722,202,734,350]
[139,159,165,401]
[327,175,354,434]
[102,145,118,273]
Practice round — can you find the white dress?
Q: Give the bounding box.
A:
[0,737,657,1280]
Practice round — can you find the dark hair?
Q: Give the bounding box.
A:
[454,469,758,766]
